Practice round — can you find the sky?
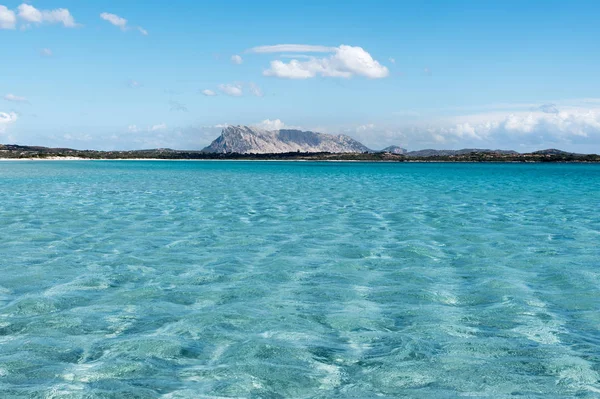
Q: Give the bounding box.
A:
[1,0,600,152]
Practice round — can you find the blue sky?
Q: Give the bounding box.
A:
[2,0,600,151]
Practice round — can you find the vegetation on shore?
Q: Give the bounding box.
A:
[1,144,599,162]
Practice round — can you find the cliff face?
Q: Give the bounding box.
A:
[381,145,407,154]
[202,126,371,154]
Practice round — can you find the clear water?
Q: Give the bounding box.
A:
[1,161,599,398]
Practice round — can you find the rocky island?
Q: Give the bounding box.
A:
[1,126,599,162]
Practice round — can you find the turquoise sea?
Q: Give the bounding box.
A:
[1,161,599,398]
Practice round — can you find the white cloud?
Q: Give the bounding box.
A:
[356,123,376,132]
[3,94,28,103]
[201,89,217,96]
[231,54,243,64]
[42,8,78,27]
[340,101,600,152]
[248,44,334,53]
[0,112,18,133]
[214,123,230,128]
[17,3,42,23]
[40,48,53,57]
[100,12,127,30]
[128,125,139,133]
[16,4,78,28]
[389,57,396,64]
[128,80,142,88]
[100,12,147,35]
[0,5,16,29]
[3,4,78,29]
[150,123,167,132]
[218,83,243,97]
[248,82,263,97]
[427,107,600,145]
[263,45,389,79]
[254,119,286,130]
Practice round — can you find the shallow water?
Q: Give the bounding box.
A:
[0,161,599,398]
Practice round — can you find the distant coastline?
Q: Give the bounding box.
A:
[1,144,600,163]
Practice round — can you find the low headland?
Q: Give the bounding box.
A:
[1,144,599,163]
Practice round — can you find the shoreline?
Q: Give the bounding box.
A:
[1,157,599,164]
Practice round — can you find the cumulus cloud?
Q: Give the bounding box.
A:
[231,54,243,64]
[0,6,16,29]
[3,94,28,103]
[254,119,286,130]
[15,4,78,28]
[100,12,147,35]
[0,112,18,133]
[344,101,600,152]
[201,89,217,96]
[128,125,139,133]
[17,3,41,23]
[40,8,77,27]
[248,44,334,53]
[263,45,389,79]
[445,108,600,147]
[218,83,243,97]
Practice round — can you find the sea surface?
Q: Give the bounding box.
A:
[0,161,599,398]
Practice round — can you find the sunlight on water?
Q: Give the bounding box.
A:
[1,161,599,398]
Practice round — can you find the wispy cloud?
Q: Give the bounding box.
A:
[100,12,147,35]
[128,80,142,89]
[3,94,29,103]
[150,123,167,132]
[40,48,53,57]
[169,100,188,112]
[128,125,139,133]
[254,119,286,130]
[248,82,263,97]
[0,112,18,133]
[100,12,127,30]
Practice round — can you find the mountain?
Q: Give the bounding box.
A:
[202,126,371,154]
[381,145,407,154]
[405,148,519,157]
